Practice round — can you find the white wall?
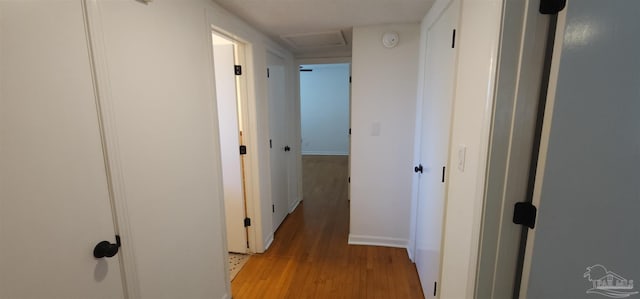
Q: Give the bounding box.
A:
[300,63,350,155]
[205,1,300,253]
[349,23,420,248]
[408,0,504,298]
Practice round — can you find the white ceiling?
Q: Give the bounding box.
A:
[213,0,435,57]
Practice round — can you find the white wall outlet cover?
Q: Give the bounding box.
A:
[382,32,399,48]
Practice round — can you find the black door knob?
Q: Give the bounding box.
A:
[414,164,423,174]
[93,236,120,258]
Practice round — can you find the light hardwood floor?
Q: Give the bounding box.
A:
[231,155,424,298]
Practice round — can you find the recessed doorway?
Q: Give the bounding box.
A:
[211,30,252,281]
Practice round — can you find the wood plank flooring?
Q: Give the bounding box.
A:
[232,155,424,299]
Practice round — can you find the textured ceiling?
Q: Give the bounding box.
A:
[213,0,435,57]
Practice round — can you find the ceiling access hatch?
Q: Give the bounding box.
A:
[281,30,346,49]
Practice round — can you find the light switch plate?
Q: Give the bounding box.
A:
[457,145,466,171]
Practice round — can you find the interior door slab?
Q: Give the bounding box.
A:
[0,2,124,298]
[414,1,460,297]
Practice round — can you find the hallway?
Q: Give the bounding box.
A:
[231,155,424,298]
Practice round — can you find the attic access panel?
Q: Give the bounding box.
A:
[281,30,346,49]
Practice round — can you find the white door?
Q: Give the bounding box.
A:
[413,1,460,297]
[520,1,640,298]
[213,34,248,254]
[92,1,230,297]
[267,52,289,232]
[0,2,125,298]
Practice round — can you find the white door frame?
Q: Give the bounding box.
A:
[212,30,249,253]
[474,0,552,297]
[295,57,352,202]
[518,7,567,297]
[211,27,259,254]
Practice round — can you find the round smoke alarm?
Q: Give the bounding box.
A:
[382,32,399,48]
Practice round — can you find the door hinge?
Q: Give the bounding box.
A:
[451,29,456,48]
[267,68,270,78]
[272,204,275,213]
[434,281,437,296]
[513,202,537,229]
[234,65,242,76]
[269,139,273,148]
[244,217,251,227]
[239,145,247,155]
[349,76,352,83]
[349,128,351,135]
[348,177,350,183]
[441,166,446,182]
[539,0,566,14]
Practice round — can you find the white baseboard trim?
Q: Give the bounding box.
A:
[348,234,409,249]
[264,233,274,251]
[407,246,415,262]
[301,151,349,156]
[288,198,301,213]
[221,294,230,299]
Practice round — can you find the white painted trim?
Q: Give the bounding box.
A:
[518,5,568,298]
[221,293,231,299]
[288,198,301,214]
[407,246,415,262]
[264,233,274,251]
[436,0,504,297]
[348,234,409,249]
[301,151,349,156]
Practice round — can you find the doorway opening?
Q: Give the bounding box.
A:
[298,62,352,202]
[211,30,252,281]
[299,63,351,157]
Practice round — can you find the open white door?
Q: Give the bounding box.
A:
[213,33,248,254]
[267,52,289,232]
[89,1,231,297]
[414,1,460,297]
[0,2,124,298]
[520,1,640,297]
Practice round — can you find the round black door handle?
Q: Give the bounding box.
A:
[414,164,423,174]
[93,237,120,259]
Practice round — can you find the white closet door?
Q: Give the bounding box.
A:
[414,1,460,297]
[0,2,124,298]
[267,52,289,232]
